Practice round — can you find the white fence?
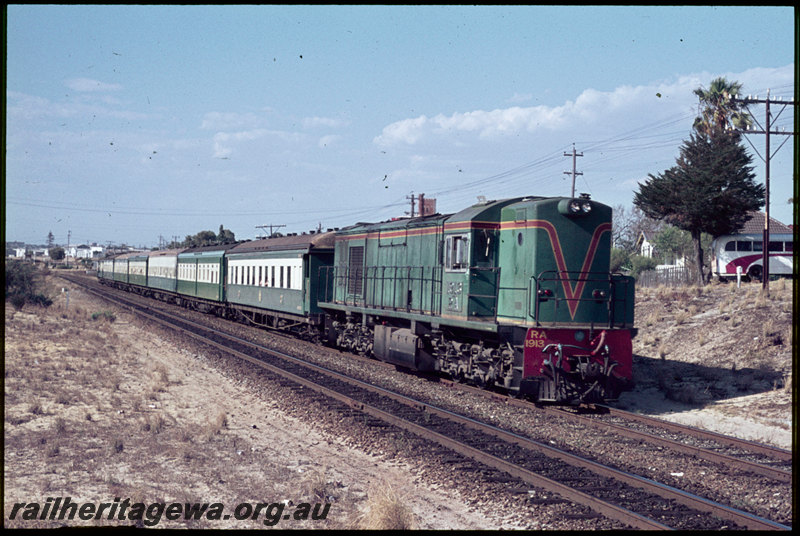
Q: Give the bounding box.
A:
[637,266,692,288]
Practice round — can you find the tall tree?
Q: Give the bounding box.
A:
[217,224,236,244]
[692,77,751,136]
[634,130,764,284]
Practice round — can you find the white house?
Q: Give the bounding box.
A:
[635,229,686,271]
[635,231,655,258]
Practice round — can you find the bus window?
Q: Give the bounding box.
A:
[736,241,752,252]
[753,241,763,252]
[768,241,783,252]
[785,242,793,252]
[724,241,736,252]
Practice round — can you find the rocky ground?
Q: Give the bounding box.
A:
[3,273,794,529]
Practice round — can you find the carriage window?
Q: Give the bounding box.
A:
[724,241,736,252]
[445,235,469,271]
[736,241,752,252]
[768,241,783,252]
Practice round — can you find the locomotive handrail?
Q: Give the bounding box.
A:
[531,271,633,328]
[318,264,443,315]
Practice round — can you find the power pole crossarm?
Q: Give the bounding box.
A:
[563,144,583,197]
[730,91,797,294]
[255,224,286,239]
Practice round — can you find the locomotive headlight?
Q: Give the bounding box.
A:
[559,198,591,216]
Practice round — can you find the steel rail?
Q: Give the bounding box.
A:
[596,404,793,462]
[541,407,791,483]
[69,276,791,531]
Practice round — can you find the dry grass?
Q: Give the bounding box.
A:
[350,485,417,530]
[632,279,793,410]
[4,282,358,529]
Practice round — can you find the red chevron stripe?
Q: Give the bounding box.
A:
[523,221,612,318]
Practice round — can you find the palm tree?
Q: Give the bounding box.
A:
[692,77,751,136]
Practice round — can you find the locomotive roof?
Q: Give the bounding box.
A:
[228,230,336,254]
[337,197,550,235]
[447,197,536,224]
[337,212,449,234]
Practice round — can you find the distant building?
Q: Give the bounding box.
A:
[635,229,686,272]
[635,231,655,258]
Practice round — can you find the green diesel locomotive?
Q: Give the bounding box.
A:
[319,195,635,403]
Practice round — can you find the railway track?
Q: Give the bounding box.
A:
[62,275,790,531]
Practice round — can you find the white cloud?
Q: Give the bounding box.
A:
[210,128,306,158]
[303,116,349,129]
[201,111,263,131]
[212,129,269,158]
[65,78,123,92]
[373,78,705,148]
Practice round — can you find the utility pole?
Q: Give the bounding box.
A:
[255,224,286,238]
[406,193,417,217]
[563,144,583,197]
[731,90,796,294]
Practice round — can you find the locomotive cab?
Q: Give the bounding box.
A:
[496,195,635,403]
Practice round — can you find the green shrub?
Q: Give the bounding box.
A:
[629,255,658,280]
[5,260,53,309]
[91,311,116,322]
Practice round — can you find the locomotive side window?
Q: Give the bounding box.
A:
[445,234,469,271]
[474,230,494,267]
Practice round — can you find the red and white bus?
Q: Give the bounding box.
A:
[711,233,793,281]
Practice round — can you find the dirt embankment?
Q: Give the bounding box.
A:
[3,276,515,530]
[617,279,793,448]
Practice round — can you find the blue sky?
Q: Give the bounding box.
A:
[5,5,795,247]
